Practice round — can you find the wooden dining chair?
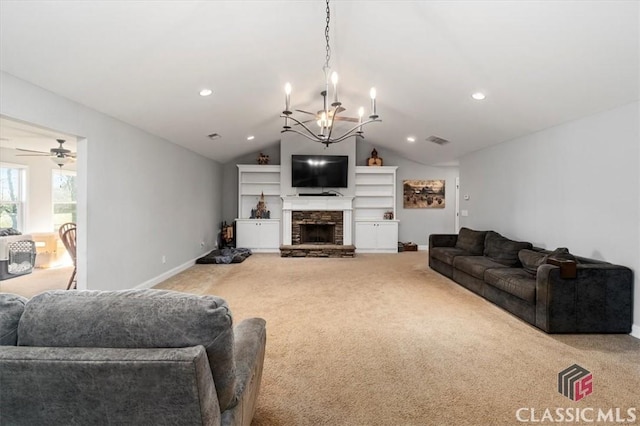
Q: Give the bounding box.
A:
[59,223,77,290]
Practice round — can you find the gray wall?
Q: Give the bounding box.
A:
[1,71,223,291]
[459,101,640,335]
[357,141,459,245]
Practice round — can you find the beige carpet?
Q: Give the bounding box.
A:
[156,252,640,425]
[0,266,73,298]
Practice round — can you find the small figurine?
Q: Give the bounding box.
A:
[367,148,383,166]
[250,192,270,219]
[257,152,270,165]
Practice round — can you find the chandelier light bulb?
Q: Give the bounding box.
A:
[284,83,292,112]
[331,72,339,105]
[370,87,377,118]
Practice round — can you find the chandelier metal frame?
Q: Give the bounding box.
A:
[280,0,380,147]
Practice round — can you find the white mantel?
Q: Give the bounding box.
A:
[281,196,354,245]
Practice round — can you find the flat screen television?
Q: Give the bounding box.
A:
[291,155,348,188]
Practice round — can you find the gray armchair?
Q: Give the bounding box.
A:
[0,289,266,425]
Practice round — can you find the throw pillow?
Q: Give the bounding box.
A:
[547,247,578,262]
[455,227,488,255]
[484,231,533,266]
[518,249,547,275]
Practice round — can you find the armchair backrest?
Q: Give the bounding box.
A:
[17,289,238,411]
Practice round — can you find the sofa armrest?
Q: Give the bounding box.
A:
[0,345,220,425]
[223,318,267,426]
[429,234,458,250]
[535,263,633,333]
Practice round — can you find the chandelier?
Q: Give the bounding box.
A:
[280,0,380,147]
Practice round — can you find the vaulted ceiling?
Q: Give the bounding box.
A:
[1,1,638,165]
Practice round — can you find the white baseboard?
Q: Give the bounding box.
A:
[134,253,205,290]
[631,324,640,339]
[418,245,428,251]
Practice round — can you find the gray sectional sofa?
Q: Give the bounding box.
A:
[0,289,266,426]
[429,228,633,333]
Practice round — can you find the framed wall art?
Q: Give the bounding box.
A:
[403,179,445,208]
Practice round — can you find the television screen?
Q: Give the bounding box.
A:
[291,155,348,188]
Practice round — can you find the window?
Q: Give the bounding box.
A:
[0,164,27,230]
[52,169,77,232]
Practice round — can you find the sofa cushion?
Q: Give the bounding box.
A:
[518,249,548,275]
[483,231,532,266]
[17,289,237,411]
[453,256,509,280]
[430,247,469,266]
[484,268,537,303]
[454,228,487,255]
[0,293,28,345]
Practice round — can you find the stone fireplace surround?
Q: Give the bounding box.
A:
[292,211,342,245]
[281,196,353,245]
[281,196,355,257]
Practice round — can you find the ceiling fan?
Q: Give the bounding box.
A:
[293,91,360,127]
[16,139,76,167]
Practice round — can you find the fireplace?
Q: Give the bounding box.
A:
[291,210,343,245]
[300,224,336,244]
[280,196,355,257]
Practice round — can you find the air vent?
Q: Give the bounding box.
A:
[426,135,450,145]
[207,133,221,140]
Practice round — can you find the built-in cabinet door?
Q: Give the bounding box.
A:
[236,219,280,252]
[355,222,378,249]
[355,220,398,253]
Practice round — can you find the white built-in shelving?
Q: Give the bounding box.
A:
[354,166,399,253]
[237,165,281,219]
[354,166,397,220]
[236,165,281,252]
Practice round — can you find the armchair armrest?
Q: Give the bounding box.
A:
[535,264,633,333]
[222,318,266,426]
[429,234,458,250]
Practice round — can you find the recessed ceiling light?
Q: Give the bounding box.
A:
[247,135,255,141]
[407,136,416,143]
[199,89,213,97]
[472,92,486,100]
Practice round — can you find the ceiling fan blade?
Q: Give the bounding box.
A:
[15,153,52,157]
[295,109,317,116]
[294,119,316,126]
[334,117,360,123]
[16,148,49,154]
